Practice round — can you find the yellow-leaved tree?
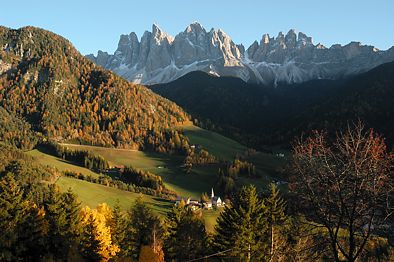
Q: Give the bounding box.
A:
[96,203,113,227]
[79,205,119,261]
[139,245,165,262]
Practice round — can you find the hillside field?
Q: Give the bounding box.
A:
[26,125,287,232]
[27,149,100,178]
[56,176,171,215]
[179,125,247,161]
[56,176,220,232]
[59,124,287,196]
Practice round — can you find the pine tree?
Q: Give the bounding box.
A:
[124,197,162,259]
[264,183,287,260]
[0,174,49,261]
[17,204,49,261]
[110,201,127,257]
[44,185,81,259]
[44,185,66,256]
[164,203,207,260]
[164,201,186,258]
[214,185,268,261]
[62,188,82,242]
[0,174,28,260]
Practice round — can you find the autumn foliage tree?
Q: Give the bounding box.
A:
[291,122,394,261]
[79,205,119,261]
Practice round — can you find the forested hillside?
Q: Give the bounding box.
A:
[0,26,189,151]
[152,62,394,148]
[288,61,394,143]
[151,71,342,148]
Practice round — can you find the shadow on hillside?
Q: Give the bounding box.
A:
[152,197,172,203]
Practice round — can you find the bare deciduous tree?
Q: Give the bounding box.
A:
[291,122,394,261]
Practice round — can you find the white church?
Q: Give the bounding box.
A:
[203,188,223,209]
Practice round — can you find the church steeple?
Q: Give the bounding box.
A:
[211,188,214,198]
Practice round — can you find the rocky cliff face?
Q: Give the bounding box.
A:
[87,23,394,86]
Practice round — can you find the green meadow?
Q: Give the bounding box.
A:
[26,125,287,232]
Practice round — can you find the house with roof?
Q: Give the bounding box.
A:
[203,201,213,209]
[202,188,223,209]
[175,197,201,210]
[175,197,190,206]
[174,188,223,210]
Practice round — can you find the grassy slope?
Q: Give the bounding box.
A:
[57,176,172,216]
[27,149,100,178]
[60,143,173,171]
[28,125,287,232]
[57,176,219,232]
[202,208,222,233]
[179,125,246,161]
[180,124,288,190]
[28,144,221,230]
[60,125,288,196]
[60,143,218,199]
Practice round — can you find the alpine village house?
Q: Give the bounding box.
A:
[175,188,223,210]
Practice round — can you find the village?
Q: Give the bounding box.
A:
[174,188,224,211]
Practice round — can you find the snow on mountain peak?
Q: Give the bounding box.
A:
[87,22,394,86]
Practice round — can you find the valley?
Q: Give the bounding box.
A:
[1,15,393,260]
[27,124,286,200]
[24,123,287,234]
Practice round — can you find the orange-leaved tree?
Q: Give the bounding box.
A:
[291,122,393,261]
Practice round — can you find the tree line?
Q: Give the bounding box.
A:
[215,158,257,197]
[39,141,110,171]
[63,171,177,200]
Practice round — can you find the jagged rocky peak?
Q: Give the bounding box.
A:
[262,34,271,45]
[342,41,366,59]
[185,21,206,34]
[209,28,243,65]
[276,31,285,41]
[237,44,245,55]
[285,29,297,48]
[86,23,394,86]
[176,22,207,47]
[116,33,138,55]
[252,29,314,51]
[118,34,131,47]
[297,32,313,47]
[96,50,110,65]
[247,40,259,58]
[210,28,230,46]
[152,23,174,44]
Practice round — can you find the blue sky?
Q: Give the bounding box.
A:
[1,0,393,55]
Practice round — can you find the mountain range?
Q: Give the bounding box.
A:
[2,25,394,151]
[87,22,394,85]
